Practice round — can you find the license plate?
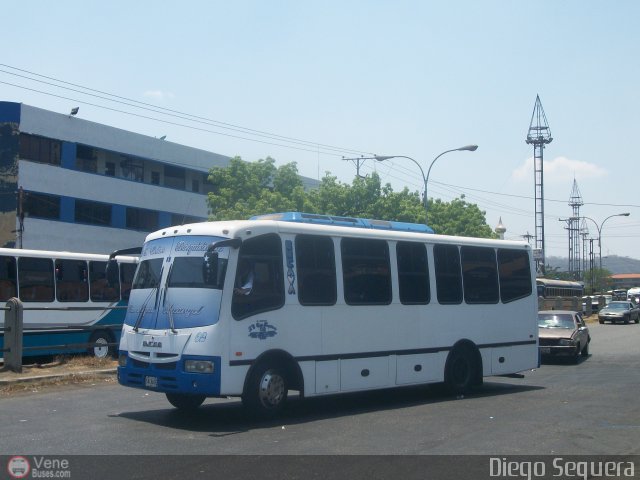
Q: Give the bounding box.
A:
[145,376,158,388]
[540,347,550,354]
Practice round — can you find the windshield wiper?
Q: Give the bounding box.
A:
[133,266,164,332]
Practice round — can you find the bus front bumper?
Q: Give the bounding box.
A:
[117,351,222,396]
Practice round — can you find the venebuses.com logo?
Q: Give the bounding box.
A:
[7,457,30,479]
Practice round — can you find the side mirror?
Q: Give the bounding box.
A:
[106,259,119,288]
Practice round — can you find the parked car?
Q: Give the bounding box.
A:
[538,310,590,362]
[597,301,640,324]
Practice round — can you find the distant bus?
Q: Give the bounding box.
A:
[115,212,538,416]
[536,278,584,298]
[0,248,138,359]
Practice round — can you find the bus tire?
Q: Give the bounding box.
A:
[242,363,288,418]
[166,393,206,411]
[89,330,113,359]
[444,345,479,395]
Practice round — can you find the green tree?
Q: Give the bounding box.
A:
[207,159,495,238]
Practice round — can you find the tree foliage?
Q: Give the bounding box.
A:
[207,157,496,238]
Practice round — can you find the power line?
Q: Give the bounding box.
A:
[0,64,372,158]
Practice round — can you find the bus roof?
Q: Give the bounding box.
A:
[145,214,530,250]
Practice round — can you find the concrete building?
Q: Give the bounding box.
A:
[0,101,315,254]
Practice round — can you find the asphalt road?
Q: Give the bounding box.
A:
[1,322,639,456]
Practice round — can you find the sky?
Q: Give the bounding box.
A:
[2,1,640,260]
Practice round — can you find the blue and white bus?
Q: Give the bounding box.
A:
[114,212,538,416]
[0,248,138,359]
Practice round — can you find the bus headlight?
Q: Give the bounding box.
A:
[118,353,128,367]
[185,360,214,374]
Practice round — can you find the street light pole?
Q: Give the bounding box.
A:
[581,212,630,271]
[375,145,478,226]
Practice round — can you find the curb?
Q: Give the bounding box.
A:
[0,368,117,386]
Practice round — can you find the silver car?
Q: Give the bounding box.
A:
[598,301,640,324]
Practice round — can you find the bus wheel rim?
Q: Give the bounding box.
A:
[93,338,109,358]
[258,371,285,408]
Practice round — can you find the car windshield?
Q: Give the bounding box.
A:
[606,302,629,311]
[538,313,575,329]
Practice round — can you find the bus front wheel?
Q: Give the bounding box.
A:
[242,364,288,417]
[166,393,206,411]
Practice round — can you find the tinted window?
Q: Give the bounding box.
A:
[232,234,284,319]
[132,258,164,290]
[55,259,89,302]
[169,256,221,289]
[295,235,337,306]
[18,257,54,302]
[24,192,61,220]
[397,242,430,305]
[120,263,137,300]
[0,255,17,301]
[461,246,499,304]
[89,261,119,302]
[75,200,111,226]
[434,244,462,304]
[498,249,532,303]
[341,238,391,305]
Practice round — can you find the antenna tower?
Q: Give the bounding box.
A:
[567,179,584,279]
[525,95,553,275]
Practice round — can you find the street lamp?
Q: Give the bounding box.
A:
[375,145,478,225]
[581,213,630,271]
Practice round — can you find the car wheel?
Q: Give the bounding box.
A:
[581,341,589,357]
[166,393,206,411]
[598,319,604,324]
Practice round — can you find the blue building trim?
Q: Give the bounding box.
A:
[61,142,76,169]
[0,101,21,123]
[60,197,75,222]
[112,205,126,229]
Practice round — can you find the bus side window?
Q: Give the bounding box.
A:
[498,249,532,303]
[18,257,54,302]
[434,244,462,305]
[461,246,499,304]
[397,241,430,305]
[89,261,119,302]
[341,238,391,305]
[295,234,337,306]
[55,259,89,302]
[232,234,284,320]
[0,255,17,301]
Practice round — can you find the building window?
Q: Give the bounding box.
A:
[24,192,61,220]
[76,145,97,173]
[170,214,204,226]
[341,238,391,305]
[295,235,337,306]
[18,134,61,166]
[164,165,186,189]
[75,199,112,226]
[192,179,200,193]
[126,207,158,231]
[105,162,116,176]
[151,171,160,185]
[120,156,144,182]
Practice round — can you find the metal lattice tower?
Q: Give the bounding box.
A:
[568,179,584,279]
[525,95,553,275]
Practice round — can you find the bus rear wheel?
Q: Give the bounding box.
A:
[88,330,113,359]
[166,393,206,411]
[242,364,288,418]
[445,346,479,394]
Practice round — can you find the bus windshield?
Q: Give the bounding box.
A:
[132,258,163,290]
[168,256,227,289]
